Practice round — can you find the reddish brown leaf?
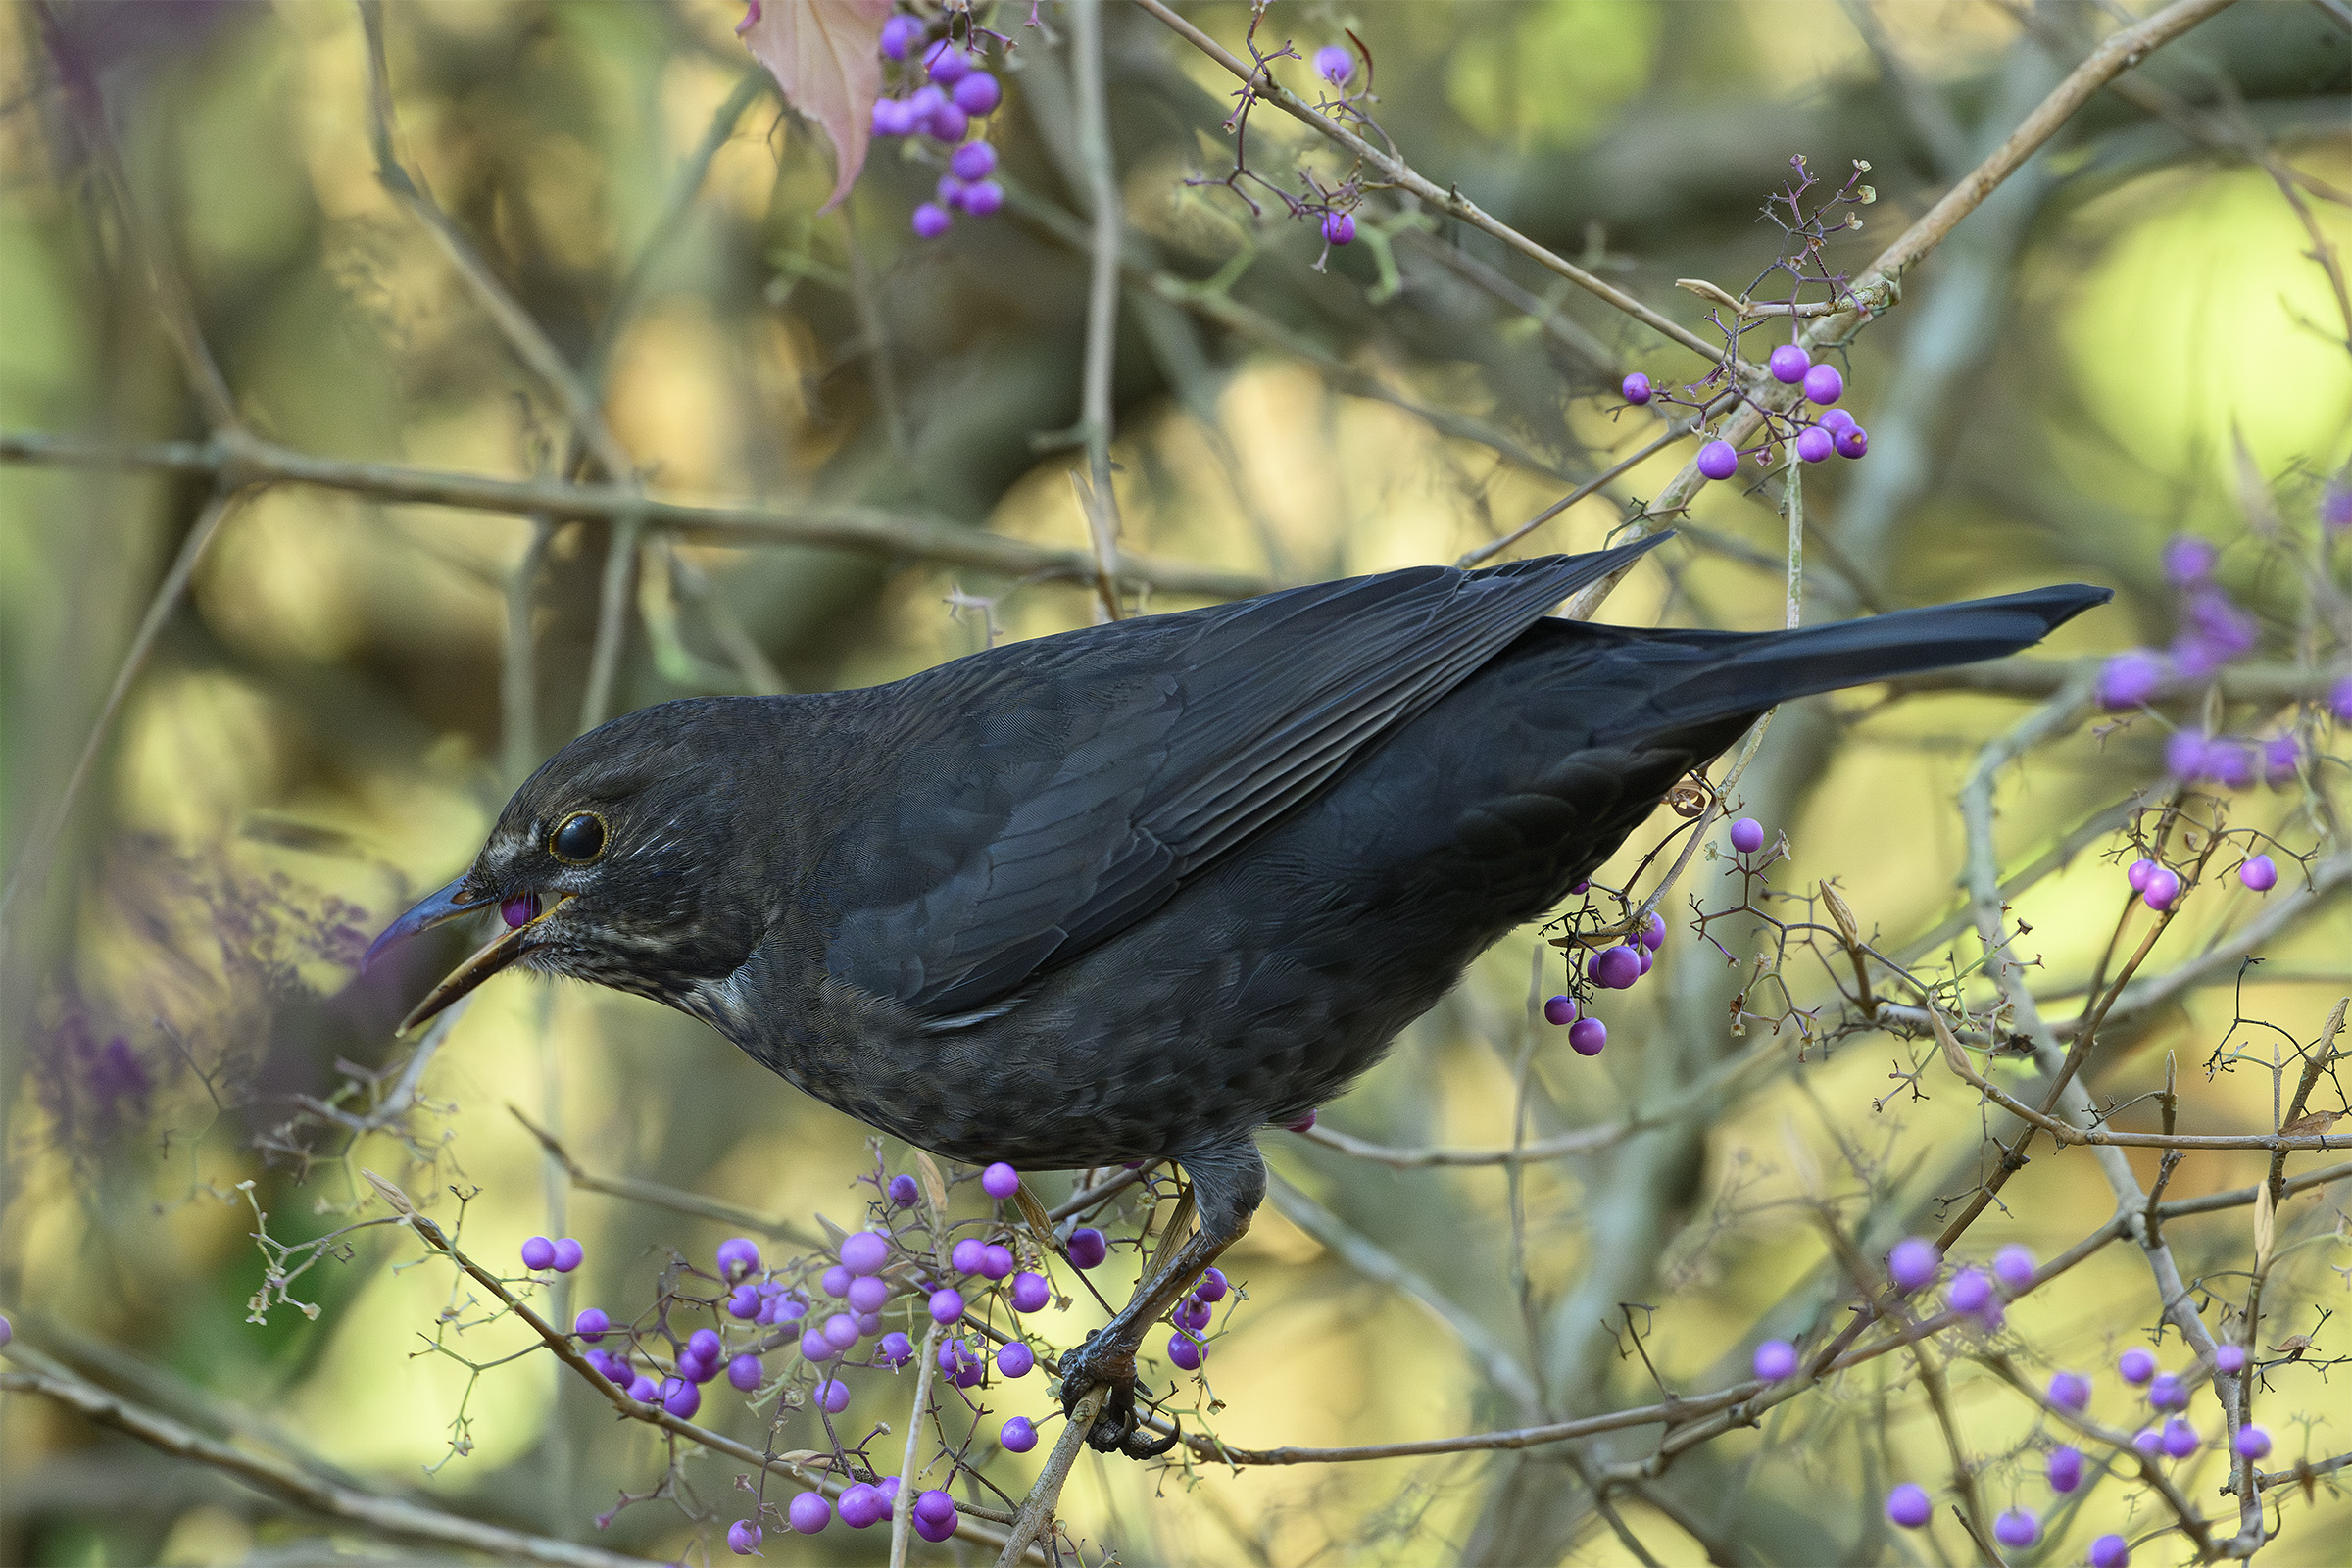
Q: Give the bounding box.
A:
[2279,1109,2342,1138]
[736,0,893,212]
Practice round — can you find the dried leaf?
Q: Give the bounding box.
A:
[2272,1333,2311,1360]
[1665,778,1710,818]
[1011,1183,1057,1251]
[361,1167,416,1217]
[914,1150,951,1222]
[736,0,893,211]
[2280,1109,2342,1139]
[1821,882,1860,948]
[2255,1181,2275,1275]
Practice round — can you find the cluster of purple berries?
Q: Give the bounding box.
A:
[1165,1265,1227,1372]
[1542,909,1664,1056]
[746,1477,959,1547]
[871,18,1005,237]
[1623,342,1868,483]
[1886,1235,2035,1333]
[519,1234,584,1274]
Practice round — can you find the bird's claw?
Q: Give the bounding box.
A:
[1059,1329,1178,1459]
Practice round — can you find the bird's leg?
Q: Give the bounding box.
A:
[1057,1138,1265,1459]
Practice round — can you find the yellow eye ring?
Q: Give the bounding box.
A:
[548,810,608,864]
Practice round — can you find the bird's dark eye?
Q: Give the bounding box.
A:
[549,811,607,863]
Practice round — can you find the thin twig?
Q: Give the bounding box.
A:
[1072,0,1126,622]
[0,430,1266,598]
[994,1386,1108,1567]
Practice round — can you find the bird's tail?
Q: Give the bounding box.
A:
[1613,583,2113,729]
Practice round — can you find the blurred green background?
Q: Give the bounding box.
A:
[3,1,2349,1563]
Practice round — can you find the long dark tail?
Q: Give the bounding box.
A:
[1601,583,2113,731]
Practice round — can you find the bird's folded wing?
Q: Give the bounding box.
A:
[824,538,1666,1016]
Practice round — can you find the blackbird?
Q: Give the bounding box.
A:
[370,535,2107,1454]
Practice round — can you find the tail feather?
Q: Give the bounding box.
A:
[1633,583,2113,728]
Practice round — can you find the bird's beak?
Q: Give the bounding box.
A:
[367,875,568,1036]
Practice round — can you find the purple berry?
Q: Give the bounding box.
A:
[980,1160,1019,1199]
[929,1287,965,1324]
[936,173,967,210]
[728,1287,760,1320]
[727,1353,762,1392]
[814,1375,851,1412]
[2141,867,2181,911]
[2161,1417,2198,1458]
[2332,675,2352,723]
[800,1330,836,1362]
[2047,1445,2083,1493]
[2240,855,2278,892]
[878,1331,913,1366]
[1313,44,1352,82]
[1589,945,1641,990]
[788,1491,831,1534]
[550,1238,583,1273]
[2118,1348,2157,1385]
[1288,1108,1318,1132]
[686,1328,721,1364]
[2261,736,2299,785]
[856,1311,882,1336]
[625,1375,656,1402]
[2127,858,2157,891]
[981,1243,1015,1280]
[2233,1423,2271,1459]
[847,1274,890,1314]
[2147,1372,2186,1412]
[926,104,968,143]
[1640,911,1666,952]
[2090,1533,2131,1568]
[2132,1425,2162,1455]
[1010,1271,1052,1312]
[2207,740,2255,789]
[1321,211,1356,246]
[1993,1508,2039,1548]
[879,14,919,60]
[914,1510,956,1544]
[1696,440,1739,481]
[840,1232,889,1276]
[0,1315,10,1348]
[823,1312,860,1350]
[2099,651,2164,709]
[1752,1340,1799,1381]
[1002,1415,1038,1453]
[1729,817,1765,855]
[950,141,998,182]
[1568,1017,1607,1056]
[1801,364,1843,405]
[1621,372,1652,405]
[662,1377,701,1419]
[1768,344,1810,384]
[961,179,1004,216]
[1834,425,1869,460]
[1946,1268,1993,1314]
[2048,1370,2091,1411]
[1195,1267,1229,1303]
[765,1294,807,1326]
[914,1489,956,1528]
[872,96,914,136]
[1992,1245,2034,1291]
[1168,1332,1202,1371]
[838,1482,886,1529]
[951,1238,986,1274]
[1637,948,1653,976]
[1818,408,1857,433]
[911,202,952,239]
[1885,1483,1931,1529]
[922,40,971,83]
[520,1236,555,1271]
[1795,426,1834,464]
[728,1518,761,1555]
[1174,1296,1212,1333]
[2215,1344,2247,1375]
[574,1308,611,1343]
[2162,534,2217,585]
[821,1265,854,1298]
[1544,995,1579,1025]
[1887,1237,1941,1293]
[953,72,1001,116]
[1067,1228,1107,1270]
[889,1173,919,1206]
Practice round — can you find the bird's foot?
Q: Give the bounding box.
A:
[1058,1329,1179,1460]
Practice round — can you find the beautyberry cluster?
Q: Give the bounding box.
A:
[871,18,1006,237]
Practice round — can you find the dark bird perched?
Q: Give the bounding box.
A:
[370,536,2107,1455]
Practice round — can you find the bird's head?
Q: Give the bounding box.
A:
[367,700,773,1033]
